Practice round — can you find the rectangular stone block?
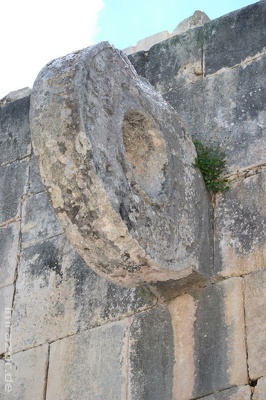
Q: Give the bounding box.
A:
[0,96,31,166]
[0,344,48,399]
[21,191,62,248]
[199,385,251,399]
[162,56,266,174]
[0,285,14,355]
[29,154,44,194]
[253,376,266,400]
[130,25,204,91]
[214,172,266,278]
[46,321,127,400]
[168,277,247,399]
[129,306,174,400]
[204,1,266,75]
[244,269,266,380]
[0,159,29,225]
[11,234,155,352]
[0,222,20,288]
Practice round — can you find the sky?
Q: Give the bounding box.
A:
[0,0,257,99]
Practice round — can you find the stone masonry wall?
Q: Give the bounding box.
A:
[0,1,266,399]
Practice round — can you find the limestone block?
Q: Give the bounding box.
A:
[0,223,20,288]
[244,269,266,379]
[204,1,266,75]
[46,320,127,400]
[129,306,174,399]
[29,154,44,194]
[30,42,211,288]
[130,26,204,91]
[199,385,251,399]
[214,172,266,278]
[0,344,48,400]
[0,285,14,355]
[11,234,155,352]
[0,96,31,165]
[135,31,170,52]
[159,55,266,173]
[122,45,136,56]
[172,10,210,36]
[0,159,29,225]
[168,278,247,400]
[253,377,266,400]
[0,87,31,107]
[21,191,62,248]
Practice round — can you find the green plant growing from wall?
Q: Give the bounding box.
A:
[193,139,230,194]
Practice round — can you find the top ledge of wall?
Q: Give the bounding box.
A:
[0,87,32,107]
[123,10,210,55]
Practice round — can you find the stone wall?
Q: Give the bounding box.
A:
[0,1,266,399]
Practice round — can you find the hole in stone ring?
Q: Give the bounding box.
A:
[122,109,168,201]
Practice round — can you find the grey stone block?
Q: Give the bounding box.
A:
[128,51,147,78]
[21,191,62,248]
[46,320,127,400]
[11,234,155,352]
[0,96,31,166]
[214,172,266,278]
[162,56,266,173]
[244,269,266,380]
[29,154,44,194]
[253,376,266,400]
[204,1,266,75]
[130,25,204,91]
[192,279,247,397]
[0,285,14,355]
[0,87,31,107]
[0,222,20,288]
[129,306,174,400]
[0,159,29,225]
[0,344,48,400]
[168,278,247,399]
[199,385,251,399]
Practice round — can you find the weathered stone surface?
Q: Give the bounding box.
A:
[29,154,45,194]
[192,278,247,397]
[21,191,62,248]
[168,278,247,399]
[129,26,204,91]
[149,268,208,301]
[0,285,14,355]
[30,41,211,287]
[0,96,31,165]
[11,234,155,352]
[168,293,197,400]
[0,223,20,288]
[214,172,266,278]
[173,10,210,36]
[134,31,170,52]
[204,1,266,75]
[0,359,5,395]
[244,269,266,380]
[156,56,266,174]
[131,24,266,174]
[46,321,127,400]
[129,306,174,400]
[0,344,48,400]
[0,87,31,107]
[253,376,266,400]
[0,159,29,225]
[199,385,251,400]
